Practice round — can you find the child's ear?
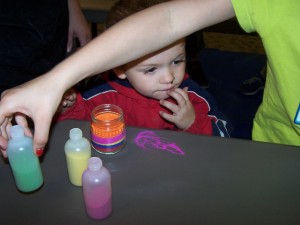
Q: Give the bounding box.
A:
[113,67,127,79]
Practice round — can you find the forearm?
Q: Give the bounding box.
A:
[67,0,83,17]
[49,0,235,91]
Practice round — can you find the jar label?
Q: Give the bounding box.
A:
[91,130,126,154]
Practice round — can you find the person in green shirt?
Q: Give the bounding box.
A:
[231,0,300,146]
[1,0,299,158]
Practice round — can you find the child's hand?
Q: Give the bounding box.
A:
[57,88,77,113]
[159,87,195,130]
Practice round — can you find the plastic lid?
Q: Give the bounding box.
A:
[10,125,25,139]
[88,157,102,171]
[69,128,83,141]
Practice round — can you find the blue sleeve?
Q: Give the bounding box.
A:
[181,78,232,137]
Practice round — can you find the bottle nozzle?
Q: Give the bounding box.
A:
[10,125,25,139]
[69,128,83,141]
[88,157,102,171]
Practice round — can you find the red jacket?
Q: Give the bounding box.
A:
[56,73,230,137]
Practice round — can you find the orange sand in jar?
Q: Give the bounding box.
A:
[91,112,125,138]
[96,112,119,121]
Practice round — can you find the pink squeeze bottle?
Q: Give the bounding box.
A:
[82,157,112,219]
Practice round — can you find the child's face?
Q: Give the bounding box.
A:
[119,40,186,100]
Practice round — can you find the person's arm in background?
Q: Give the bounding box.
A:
[67,0,92,51]
[0,0,235,156]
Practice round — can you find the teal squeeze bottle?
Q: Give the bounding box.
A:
[7,125,44,192]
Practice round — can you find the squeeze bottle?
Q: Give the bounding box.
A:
[64,128,91,186]
[82,157,112,219]
[7,125,44,192]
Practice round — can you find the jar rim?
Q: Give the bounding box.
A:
[91,104,124,123]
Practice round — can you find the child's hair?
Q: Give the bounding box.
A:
[105,0,169,29]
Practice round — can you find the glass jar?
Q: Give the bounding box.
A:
[91,104,126,154]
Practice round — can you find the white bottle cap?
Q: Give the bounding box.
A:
[88,157,102,171]
[69,128,83,141]
[10,125,25,139]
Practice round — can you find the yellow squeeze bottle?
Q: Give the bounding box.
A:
[64,128,91,186]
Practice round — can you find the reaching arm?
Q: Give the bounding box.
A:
[0,0,235,155]
[55,0,235,89]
